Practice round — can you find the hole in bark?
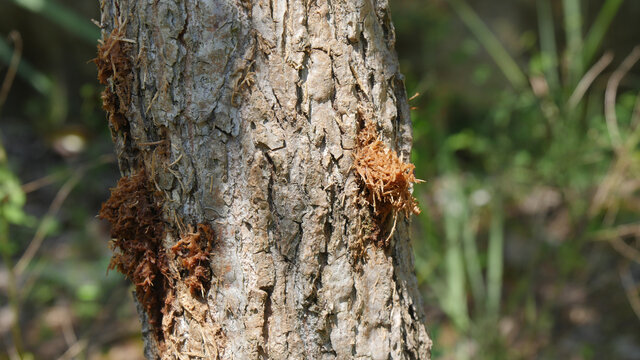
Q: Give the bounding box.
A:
[360,31,368,58]
[408,304,416,321]
[319,133,327,152]
[262,290,272,350]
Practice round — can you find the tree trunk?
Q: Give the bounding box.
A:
[96,0,431,358]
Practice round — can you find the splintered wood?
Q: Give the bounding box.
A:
[354,118,422,231]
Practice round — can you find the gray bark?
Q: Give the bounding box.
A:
[98,0,431,358]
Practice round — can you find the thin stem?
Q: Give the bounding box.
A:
[448,0,527,89]
[0,31,22,113]
[583,0,625,66]
[605,46,640,151]
[0,36,52,95]
[536,0,560,89]
[609,237,640,263]
[21,172,62,194]
[562,0,584,86]
[14,154,114,277]
[486,199,504,321]
[0,216,23,355]
[13,173,81,277]
[444,209,470,331]
[568,51,613,109]
[462,216,485,310]
[619,262,640,322]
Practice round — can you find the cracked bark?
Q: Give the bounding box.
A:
[98,0,431,358]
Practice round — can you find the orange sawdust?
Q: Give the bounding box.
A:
[171,224,215,297]
[98,170,171,340]
[353,119,422,243]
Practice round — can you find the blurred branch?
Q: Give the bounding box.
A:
[448,0,527,89]
[605,46,640,151]
[0,31,22,113]
[592,223,640,263]
[13,173,80,277]
[9,0,100,44]
[0,36,52,94]
[592,223,640,241]
[568,51,613,109]
[610,238,640,263]
[57,339,88,360]
[14,154,115,277]
[619,262,640,321]
[21,172,62,194]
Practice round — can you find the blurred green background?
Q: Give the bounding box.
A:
[1,0,639,359]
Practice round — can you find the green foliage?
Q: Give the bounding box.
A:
[0,145,31,227]
[399,0,640,357]
[0,1,127,357]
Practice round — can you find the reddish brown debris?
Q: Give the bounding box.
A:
[93,25,133,132]
[171,224,215,297]
[98,170,170,340]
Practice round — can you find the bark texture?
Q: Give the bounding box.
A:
[97,0,431,358]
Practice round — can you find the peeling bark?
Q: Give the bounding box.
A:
[97,0,431,358]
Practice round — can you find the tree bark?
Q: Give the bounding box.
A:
[97,0,431,358]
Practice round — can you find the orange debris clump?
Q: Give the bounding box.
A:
[353,118,422,243]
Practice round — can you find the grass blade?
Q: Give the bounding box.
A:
[486,199,504,321]
[0,32,21,111]
[462,216,485,310]
[444,209,470,331]
[440,177,470,331]
[562,0,584,86]
[583,0,624,66]
[536,0,560,89]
